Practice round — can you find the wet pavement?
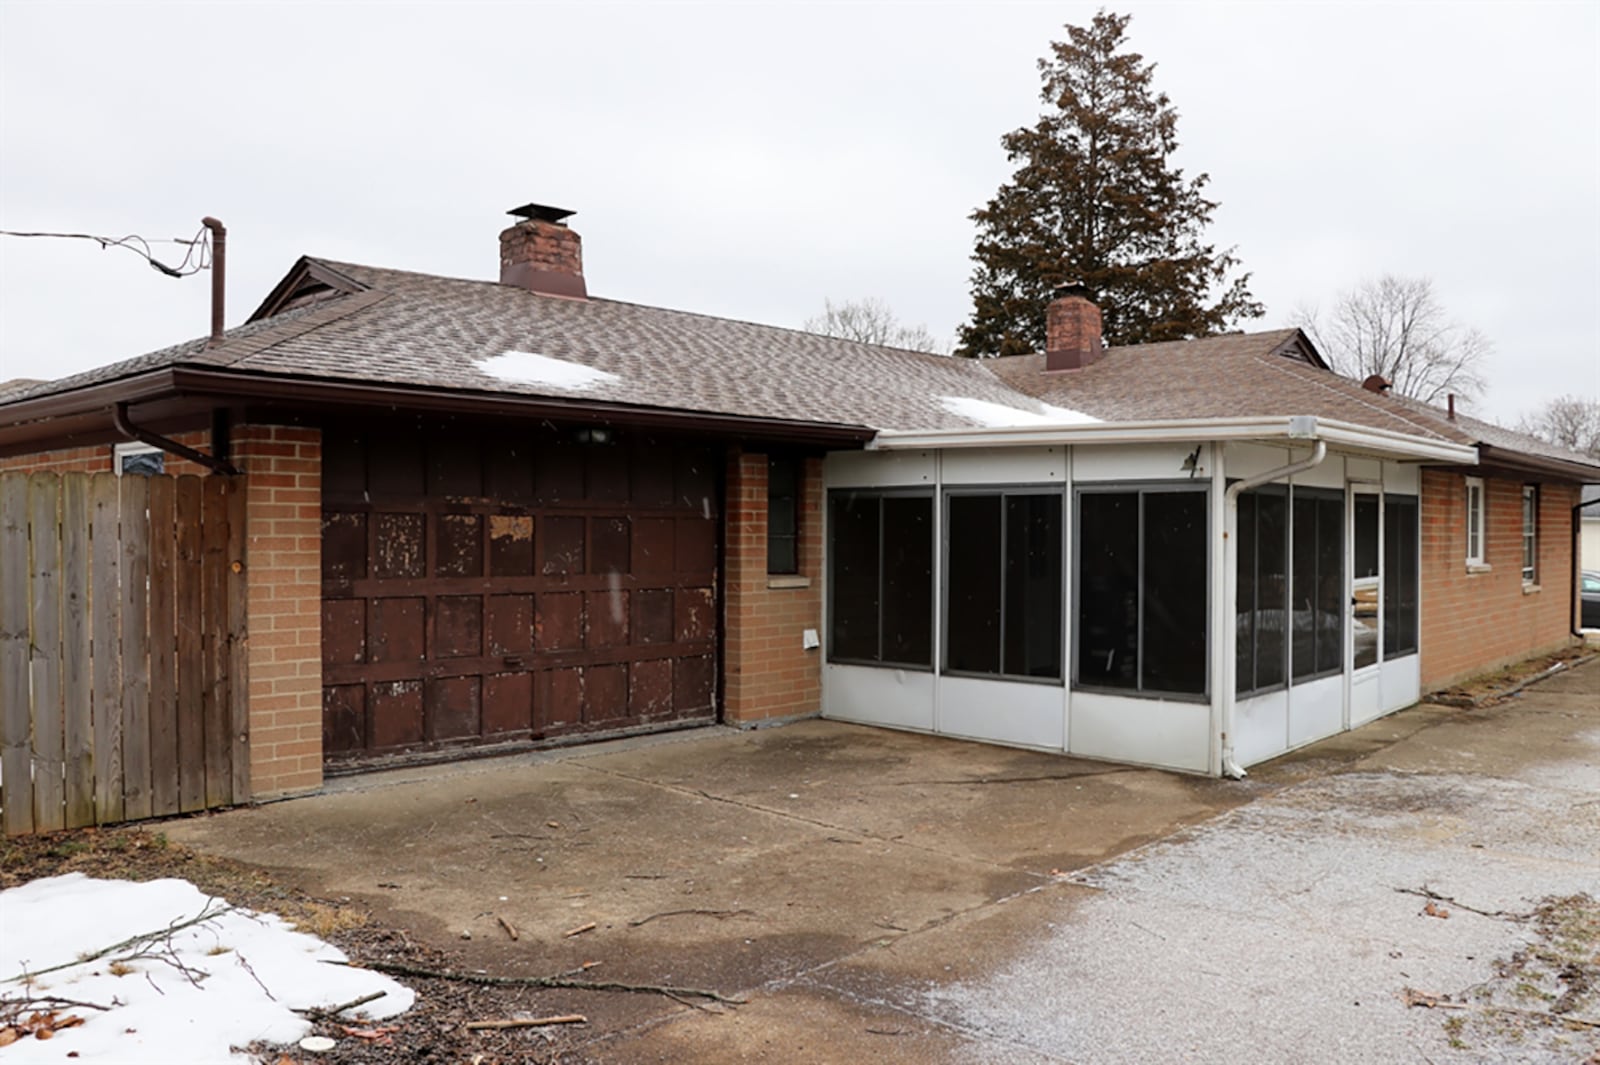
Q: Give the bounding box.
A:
[167,658,1600,1063]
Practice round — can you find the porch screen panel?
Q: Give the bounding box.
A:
[1002,494,1063,678]
[827,491,933,667]
[1290,489,1344,682]
[1383,496,1419,657]
[1076,486,1207,697]
[945,495,1003,674]
[1236,486,1288,695]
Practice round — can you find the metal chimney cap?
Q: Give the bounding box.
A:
[507,203,576,224]
[1053,280,1092,300]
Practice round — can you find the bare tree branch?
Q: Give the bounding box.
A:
[804,297,948,353]
[1518,394,1600,460]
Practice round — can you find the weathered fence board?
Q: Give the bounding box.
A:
[61,473,94,829]
[28,475,65,832]
[0,475,31,837]
[0,471,247,836]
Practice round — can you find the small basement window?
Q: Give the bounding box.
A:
[114,442,164,477]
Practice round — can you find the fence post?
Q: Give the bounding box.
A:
[1,473,32,836]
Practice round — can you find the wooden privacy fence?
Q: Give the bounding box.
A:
[0,471,248,836]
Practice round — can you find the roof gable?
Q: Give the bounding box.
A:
[249,257,369,322]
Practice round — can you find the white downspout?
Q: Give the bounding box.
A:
[1219,425,1327,779]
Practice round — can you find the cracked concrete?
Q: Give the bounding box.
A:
[166,658,1600,1062]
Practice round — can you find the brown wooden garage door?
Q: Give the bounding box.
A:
[319,421,721,763]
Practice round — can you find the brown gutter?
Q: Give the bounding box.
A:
[202,217,225,346]
[1475,443,1600,484]
[113,401,239,476]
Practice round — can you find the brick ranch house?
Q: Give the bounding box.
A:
[1,205,1595,800]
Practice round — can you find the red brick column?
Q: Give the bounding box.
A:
[1419,470,1577,690]
[234,425,323,798]
[722,449,823,726]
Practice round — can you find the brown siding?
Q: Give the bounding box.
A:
[1420,469,1578,690]
[722,450,823,725]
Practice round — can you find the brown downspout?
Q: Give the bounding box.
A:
[1575,493,1600,638]
[202,216,225,346]
[114,402,240,476]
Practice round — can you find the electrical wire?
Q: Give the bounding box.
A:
[0,225,211,278]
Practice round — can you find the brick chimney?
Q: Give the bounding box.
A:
[1045,282,1103,371]
[499,203,586,299]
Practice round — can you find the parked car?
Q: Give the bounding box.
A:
[1583,570,1600,630]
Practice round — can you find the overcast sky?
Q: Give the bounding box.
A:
[2,2,1596,426]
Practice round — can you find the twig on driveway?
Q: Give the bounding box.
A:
[628,908,755,928]
[1394,886,1535,921]
[329,959,746,1005]
[465,1014,586,1030]
[295,989,387,1021]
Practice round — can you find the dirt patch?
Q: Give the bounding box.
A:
[1426,647,1594,708]
[1,827,597,1064]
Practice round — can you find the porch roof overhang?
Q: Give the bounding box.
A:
[867,415,1482,467]
[0,365,879,456]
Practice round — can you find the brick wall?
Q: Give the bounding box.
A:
[1420,469,1578,689]
[0,424,324,800]
[722,449,824,725]
[233,425,323,798]
[0,431,213,477]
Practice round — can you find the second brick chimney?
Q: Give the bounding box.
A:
[499,203,586,299]
[1045,282,1103,371]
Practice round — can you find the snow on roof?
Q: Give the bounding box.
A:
[0,873,412,1063]
[474,350,621,390]
[941,395,1102,428]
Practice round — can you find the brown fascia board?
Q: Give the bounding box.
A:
[1472,444,1600,484]
[0,365,878,455]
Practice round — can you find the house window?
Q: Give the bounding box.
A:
[945,489,1062,681]
[1290,488,1344,683]
[827,490,933,667]
[114,442,164,476]
[1384,495,1419,658]
[1076,486,1208,697]
[1465,476,1485,565]
[1236,486,1288,696]
[767,456,800,575]
[1521,485,1538,584]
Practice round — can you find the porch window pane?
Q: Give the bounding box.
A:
[1142,492,1208,695]
[1384,496,1419,657]
[828,493,880,661]
[1076,492,1139,689]
[1352,495,1380,671]
[1291,489,1344,682]
[882,496,934,665]
[1237,487,1288,695]
[1003,494,1063,678]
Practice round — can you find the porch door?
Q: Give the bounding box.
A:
[1347,484,1383,727]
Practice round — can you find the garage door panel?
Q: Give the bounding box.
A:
[435,596,483,658]
[437,513,484,577]
[536,592,585,652]
[483,672,533,736]
[323,685,366,754]
[322,600,366,664]
[487,594,534,656]
[325,427,720,764]
[374,513,426,579]
[584,665,628,724]
[370,680,425,749]
[371,598,426,662]
[426,676,481,741]
[488,515,535,576]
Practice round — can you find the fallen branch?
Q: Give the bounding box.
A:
[1401,988,1600,1030]
[628,908,755,928]
[331,960,745,1005]
[465,1014,586,1031]
[1394,887,1535,921]
[497,916,520,941]
[0,995,112,1013]
[295,989,387,1021]
[3,901,234,985]
[564,922,597,938]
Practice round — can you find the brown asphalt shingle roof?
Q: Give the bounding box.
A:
[2,257,1593,476]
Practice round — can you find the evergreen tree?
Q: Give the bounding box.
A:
[957,12,1262,357]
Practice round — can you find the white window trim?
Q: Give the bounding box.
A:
[113,441,163,476]
[1464,476,1486,567]
[1521,484,1538,585]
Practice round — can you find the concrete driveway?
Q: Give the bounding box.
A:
[167,659,1600,1063]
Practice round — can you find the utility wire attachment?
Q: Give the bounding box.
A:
[0,225,212,278]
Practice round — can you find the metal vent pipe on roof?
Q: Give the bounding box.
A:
[202,216,225,347]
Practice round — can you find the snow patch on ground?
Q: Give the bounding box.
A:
[940,395,1101,427]
[1,874,412,1063]
[475,350,619,390]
